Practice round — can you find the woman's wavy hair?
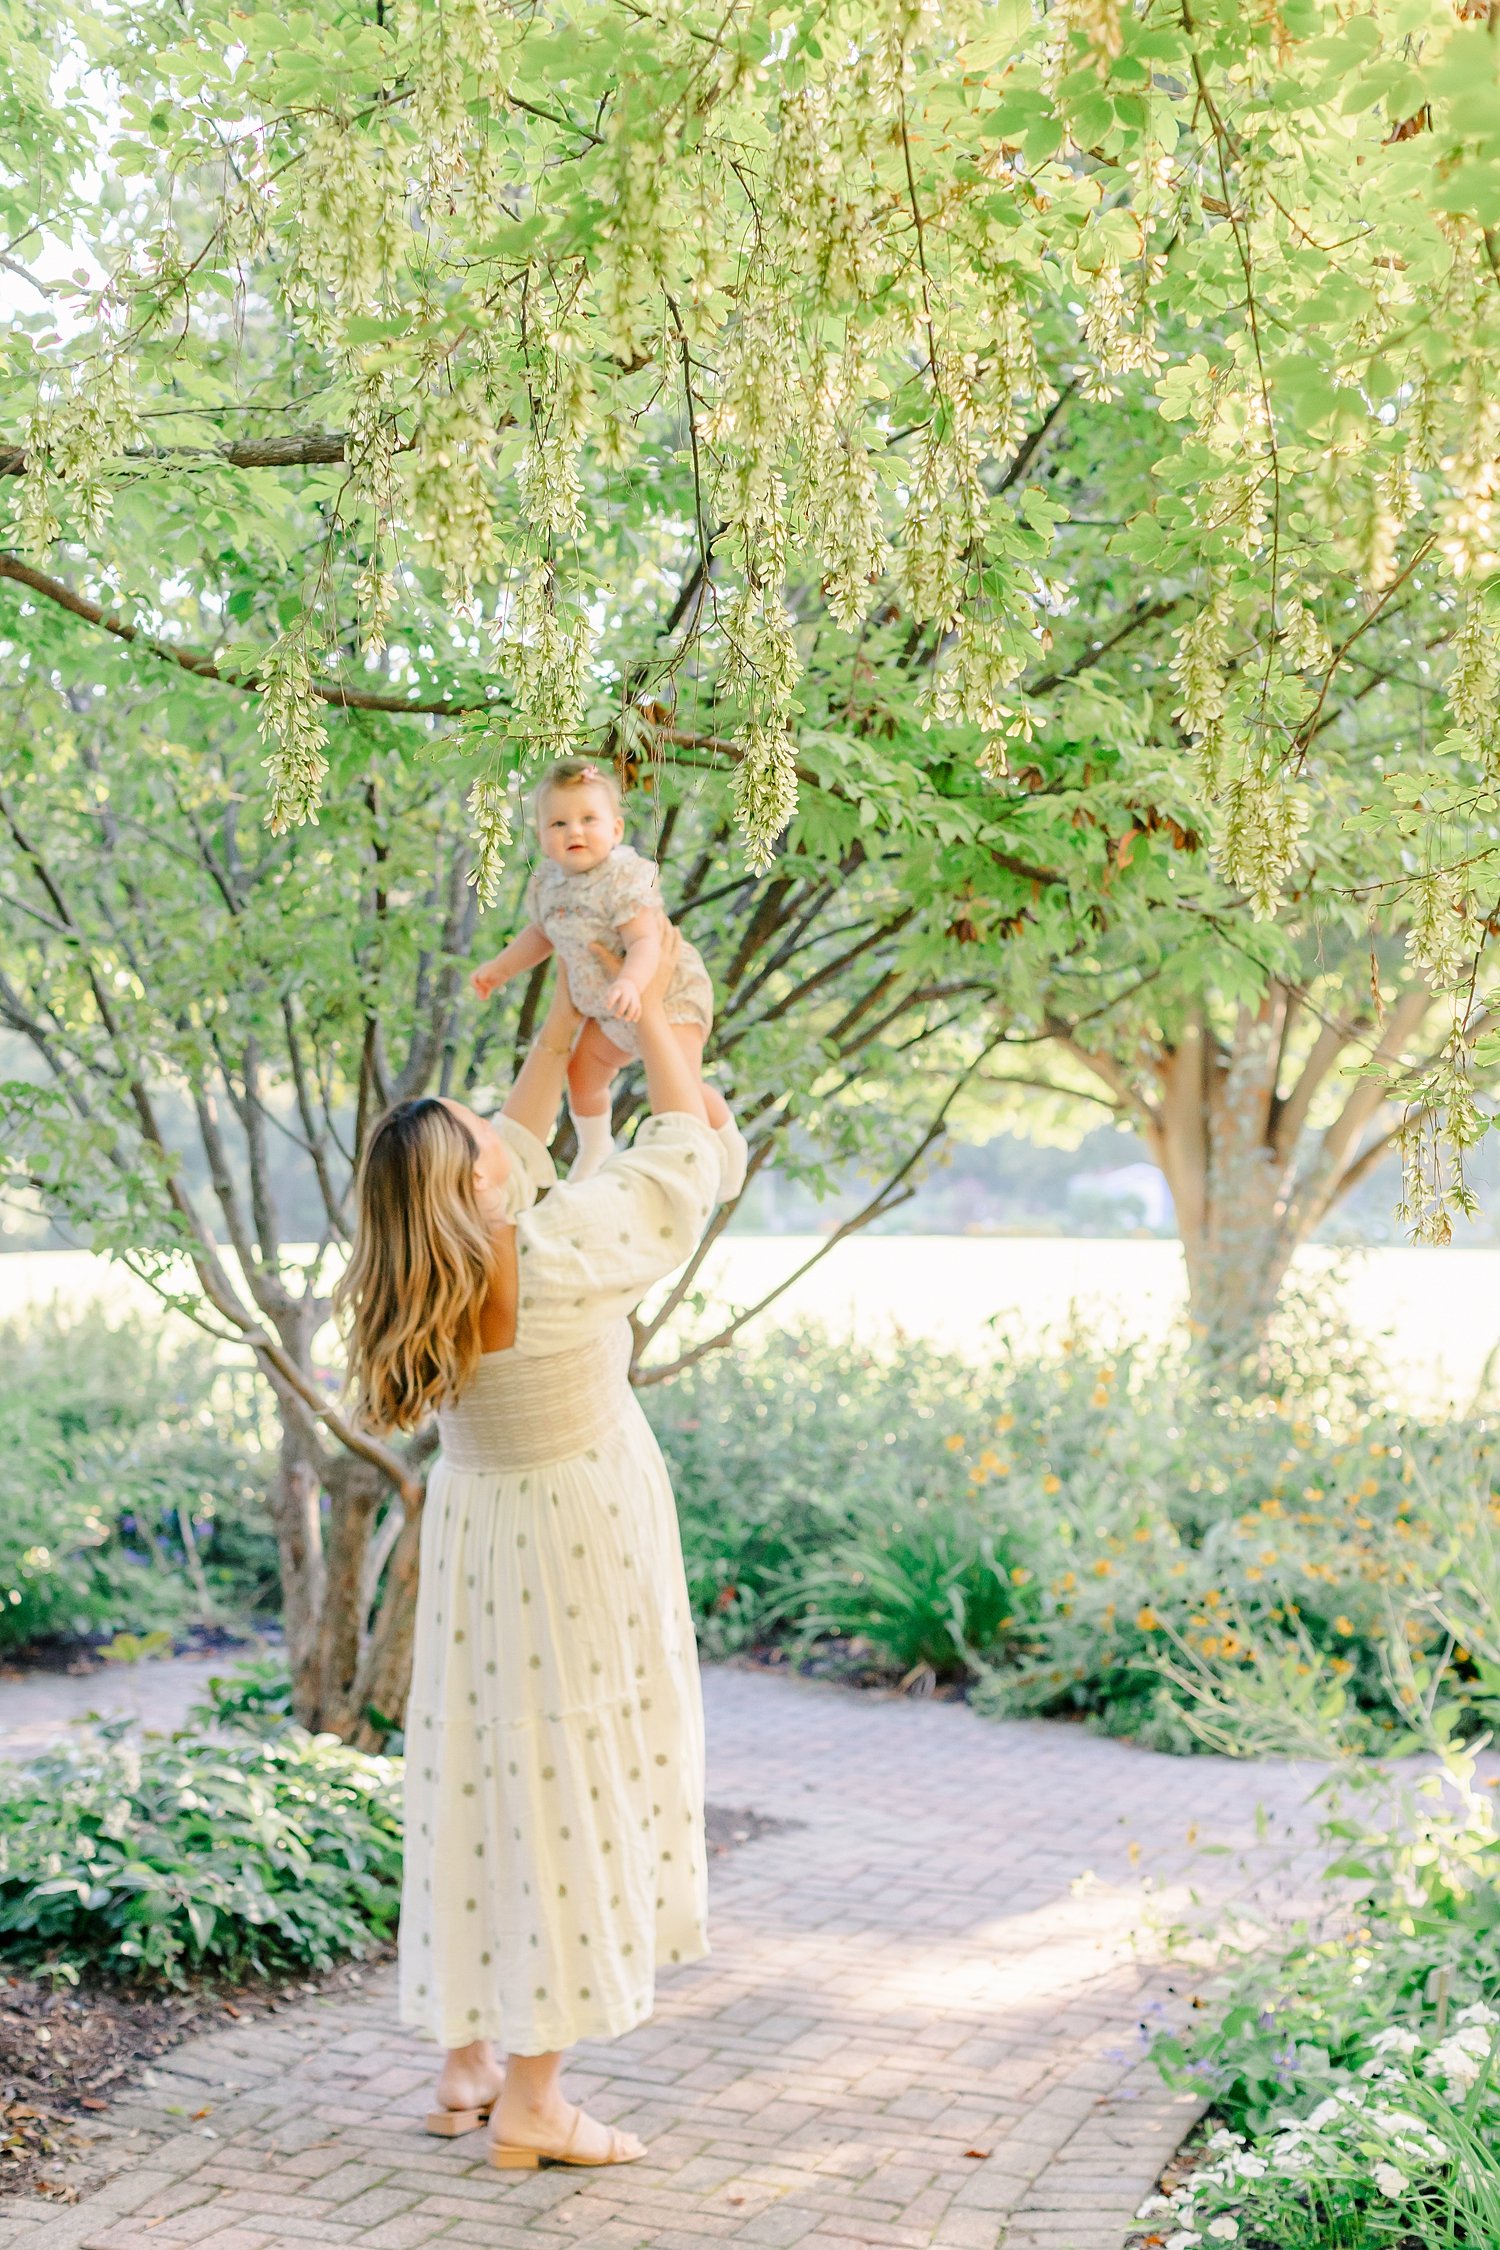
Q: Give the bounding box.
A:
[337,1098,495,1432]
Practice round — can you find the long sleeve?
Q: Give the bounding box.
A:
[491,1115,558,1219]
[511,1113,720,1350]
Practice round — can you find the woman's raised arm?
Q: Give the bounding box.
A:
[501,963,582,1144]
[634,926,708,1124]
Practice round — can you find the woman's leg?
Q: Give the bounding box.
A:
[434,2038,505,2114]
[567,1021,625,1179]
[669,1022,730,1128]
[493,2049,646,2163]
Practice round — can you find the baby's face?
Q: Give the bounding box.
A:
[539,782,623,874]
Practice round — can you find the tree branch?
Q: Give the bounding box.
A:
[0,552,496,716]
[634,1034,1004,1383]
[0,431,359,478]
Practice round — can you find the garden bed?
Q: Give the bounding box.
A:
[0,1951,384,2202]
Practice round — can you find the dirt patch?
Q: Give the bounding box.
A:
[705,1802,803,1854]
[0,1951,385,2202]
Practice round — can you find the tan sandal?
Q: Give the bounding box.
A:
[425,2098,497,2138]
[490,2103,645,2170]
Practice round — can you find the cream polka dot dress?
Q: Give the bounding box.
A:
[399,1109,746,2057]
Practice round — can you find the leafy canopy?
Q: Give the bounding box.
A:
[5,0,1500,1208]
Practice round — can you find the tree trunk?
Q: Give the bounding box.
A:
[1117,986,1417,1379]
[268,1411,329,1731]
[263,1366,423,1743]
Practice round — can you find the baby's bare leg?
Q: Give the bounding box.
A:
[567,1020,625,1118]
[567,1020,629,1180]
[670,1023,730,1128]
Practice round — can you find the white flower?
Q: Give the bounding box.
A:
[1228,2153,1267,2179]
[1305,2098,1343,2130]
[1454,2001,1498,2029]
[1206,2222,1240,2242]
[1165,2234,1201,2250]
[1135,2195,1175,2219]
[1205,2128,1245,2152]
[1370,2026,1423,2058]
[1422,2026,1494,2097]
[1373,2162,1408,2199]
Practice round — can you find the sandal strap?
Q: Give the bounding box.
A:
[559,2103,627,2164]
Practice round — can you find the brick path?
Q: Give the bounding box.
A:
[0,1666,1324,2250]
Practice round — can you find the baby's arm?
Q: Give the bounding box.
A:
[471,922,554,1000]
[602,908,662,1024]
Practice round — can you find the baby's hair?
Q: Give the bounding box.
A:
[533,757,622,816]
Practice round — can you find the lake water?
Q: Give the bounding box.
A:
[2,1234,1496,1409]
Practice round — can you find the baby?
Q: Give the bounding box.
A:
[471,758,729,1178]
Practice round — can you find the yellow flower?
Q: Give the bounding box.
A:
[996,1412,1015,1434]
[945,1434,964,1453]
[1198,1634,1221,1658]
[978,1447,1002,1475]
[1135,1605,1161,1631]
[1358,1477,1380,1499]
[1092,1558,1113,1578]
[1333,1615,1354,1637]
[1042,1472,1061,1496]
[1010,1565,1032,1586]
[1090,1386,1110,1408]
[1055,1571,1078,1595]
[1201,1587,1222,1609]
[1245,1565,1263,1582]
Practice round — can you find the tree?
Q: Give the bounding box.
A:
[1033,952,1453,1370]
[5,0,1500,1088]
[8,0,1500,1705]
[0,656,1092,1736]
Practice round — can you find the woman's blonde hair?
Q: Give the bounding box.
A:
[337,1098,496,1432]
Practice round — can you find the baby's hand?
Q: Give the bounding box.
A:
[605,975,643,1024]
[471,959,506,1000]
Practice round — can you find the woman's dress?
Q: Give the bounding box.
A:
[398,1109,743,2056]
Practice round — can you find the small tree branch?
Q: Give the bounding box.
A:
[634,1035,1004,1384]
[0,552,497,716]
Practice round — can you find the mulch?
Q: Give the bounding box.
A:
[0,1951,387,2203]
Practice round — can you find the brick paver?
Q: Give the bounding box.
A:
[0,1666,1325,2250]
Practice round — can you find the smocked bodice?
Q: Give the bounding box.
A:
[437,1321,634,1473]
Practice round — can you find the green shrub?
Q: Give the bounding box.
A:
[1138,1756,1500,2247]
[647,1319,1486,1748]
[0,1303,277,1651]
[0,1719,402,1985]
[646,1330,1054,1667]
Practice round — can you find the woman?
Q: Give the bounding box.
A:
[339,928,744,2169]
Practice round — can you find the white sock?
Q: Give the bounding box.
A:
[569,1105,613,1181]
